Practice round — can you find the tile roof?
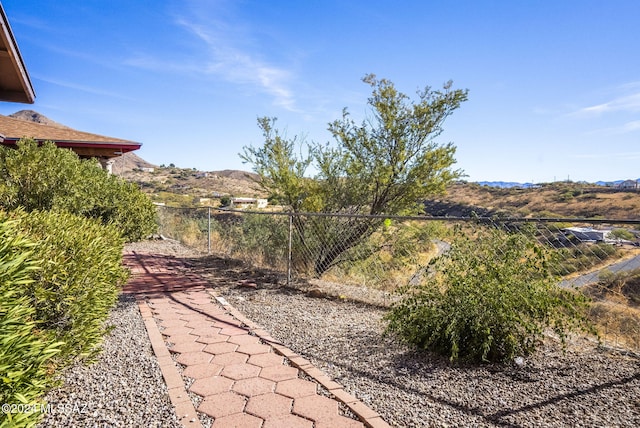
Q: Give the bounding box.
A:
[0,114,140,149]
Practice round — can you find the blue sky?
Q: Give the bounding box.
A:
[1,0,639,183]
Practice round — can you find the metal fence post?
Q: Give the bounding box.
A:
[207,207,211,254]
[287,213,293,287]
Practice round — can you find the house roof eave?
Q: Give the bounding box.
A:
[0,3,35,104]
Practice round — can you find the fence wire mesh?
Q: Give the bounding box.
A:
[157,206,640,352]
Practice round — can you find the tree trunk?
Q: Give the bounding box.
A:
[313,220,377,277]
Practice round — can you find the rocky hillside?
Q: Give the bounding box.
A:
[7,110,261,201]
[427,181,640,220]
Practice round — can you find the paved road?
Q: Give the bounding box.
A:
[559,252,640,288]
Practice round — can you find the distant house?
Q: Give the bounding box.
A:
[561,227,611,243]
[141,167,155,173]
[230,197,268,209]
[616,180,639,190]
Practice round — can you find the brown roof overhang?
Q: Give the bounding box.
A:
[0,3,35,103]
[0,114,141,158]
[0,137,141,153]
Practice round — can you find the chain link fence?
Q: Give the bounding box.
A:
[157,205,640,352]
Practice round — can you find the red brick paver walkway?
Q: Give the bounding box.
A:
[123,251,390,428]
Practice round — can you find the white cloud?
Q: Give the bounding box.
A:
[144,8,300,112]
[33,75,135,100]
[571,84,640,117]
[585,119,640,136]
[572,151,640,160]
[621,120,640,132]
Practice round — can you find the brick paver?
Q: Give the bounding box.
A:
[123,250,390,428]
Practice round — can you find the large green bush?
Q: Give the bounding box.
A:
[86,174,158,242]
[0,139,157,241]
[12,209,128,360]
[0,217,61,428]
[385,225,595,362]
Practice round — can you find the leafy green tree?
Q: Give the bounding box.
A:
[385,225,595,362]
[0,139,157,241]
[242,74,468,276]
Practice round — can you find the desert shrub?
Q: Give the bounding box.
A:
[87,175,157,242]
[224,213,289,268]
[157,207,210,249]
[0,217,61,428]
[325,220,448,290]
[0,139,157,241]
[592,268,640,306]
[13,209,128,360]
[385,225,595,362]
[558,190,577,202]
[609,228,636,241]
[553,243,619,276]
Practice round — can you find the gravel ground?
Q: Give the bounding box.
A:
[40,239,640,427]
[131,239,640,428]
[38,294,181,428]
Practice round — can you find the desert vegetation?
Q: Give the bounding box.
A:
[242,74,468,276]
[0,140,152,427]
[154,75,631,362]
[0,139,157,241]
[385,226,595,362]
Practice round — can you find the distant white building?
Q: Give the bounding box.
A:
[616,180,639,190]
[561,227,611,243]
[230,197,268,209]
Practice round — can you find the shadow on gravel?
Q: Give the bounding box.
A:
[310,339,640,428]
[182,254,396,309]
[125,248,640,427]
[485,370,640,425]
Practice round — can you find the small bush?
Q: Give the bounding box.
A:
[13,209,128,360]
[385,226,595,362]
[0,217,61,428]
[610,228,636,241]
[553,243,619,276]
[225,213,289,268]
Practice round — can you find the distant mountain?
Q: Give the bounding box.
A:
[8,109,70,128]
[593,179,640,187]
[478,179,640,188]
[476,181,538,189]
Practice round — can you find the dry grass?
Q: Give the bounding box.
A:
[589,301,640,350]
[584,269,640,350]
